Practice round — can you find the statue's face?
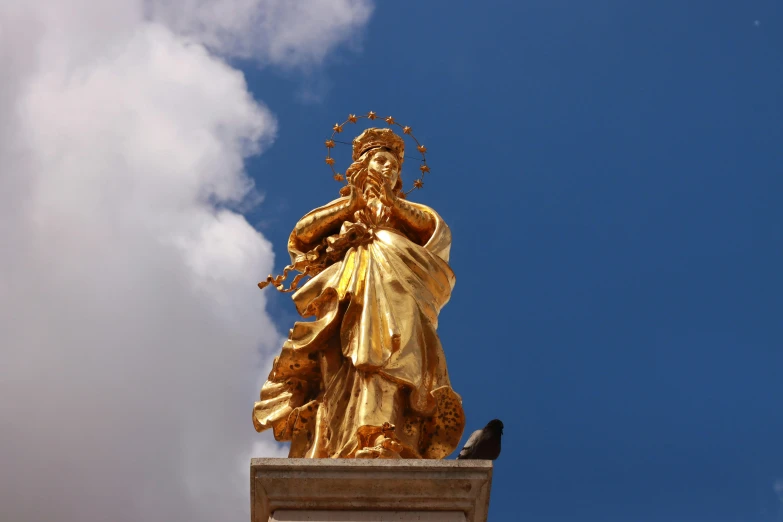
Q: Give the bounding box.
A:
[368,150,400,188]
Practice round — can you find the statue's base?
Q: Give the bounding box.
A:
[250,458,493,522]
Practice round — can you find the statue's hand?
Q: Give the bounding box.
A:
[348,185,366,212]
[379,177,398,209]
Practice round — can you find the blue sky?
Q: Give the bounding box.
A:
[242,1,783,520]
[0,1,778,520]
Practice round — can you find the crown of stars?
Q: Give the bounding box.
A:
[324,111,431,195]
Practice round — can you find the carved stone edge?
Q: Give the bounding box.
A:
[251,458,493,522]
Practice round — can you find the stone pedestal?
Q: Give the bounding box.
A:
[250,459,493,522]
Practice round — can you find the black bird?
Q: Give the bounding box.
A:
[456,419,503,460]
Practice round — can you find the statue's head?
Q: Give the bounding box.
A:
[341,128,405,196]
[352,127,405,163]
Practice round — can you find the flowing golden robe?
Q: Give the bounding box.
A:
[253,196,465,458]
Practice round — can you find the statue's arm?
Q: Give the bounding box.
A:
[293,197,354,245]
[392,198,436,238]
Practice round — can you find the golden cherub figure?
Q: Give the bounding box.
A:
[254,127,465,459]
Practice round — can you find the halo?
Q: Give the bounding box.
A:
[325,112,430,195]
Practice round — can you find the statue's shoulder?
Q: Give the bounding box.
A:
[406,200,447,227]
[403,198,436,214]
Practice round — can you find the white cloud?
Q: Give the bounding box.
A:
[0,1,372,521]
[146,0,373,65]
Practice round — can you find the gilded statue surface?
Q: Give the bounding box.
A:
[253,124,465,459]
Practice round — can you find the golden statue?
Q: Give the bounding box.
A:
[254,115,465,459]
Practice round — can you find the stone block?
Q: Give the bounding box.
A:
[251,459,493,522]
